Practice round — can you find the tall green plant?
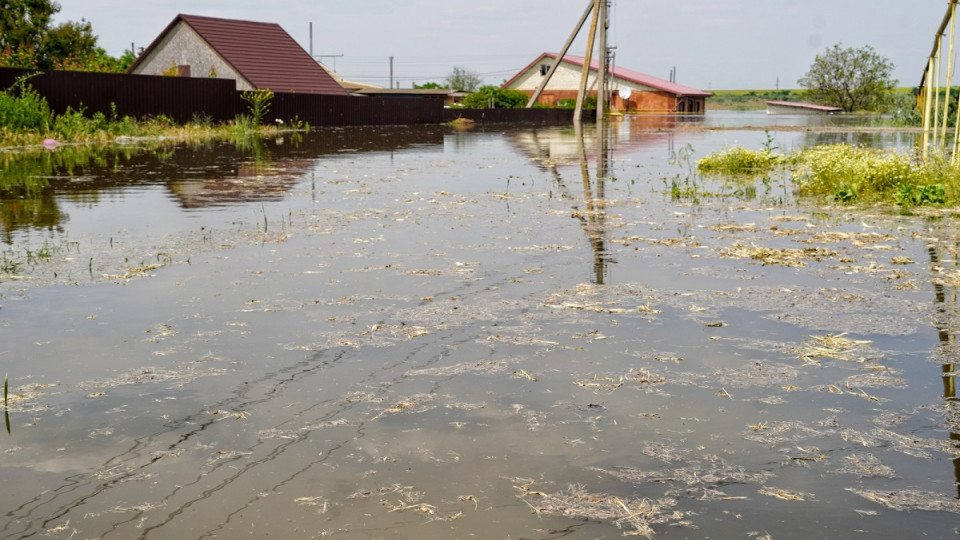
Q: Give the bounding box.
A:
[0,74,53,132]
[240,89,274,127]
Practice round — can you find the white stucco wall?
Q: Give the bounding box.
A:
[131,21,251,90]
[508,60,660,94]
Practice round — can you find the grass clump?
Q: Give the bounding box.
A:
[697,146,787,176]
[699,142,960,207]
[791,144,918,203]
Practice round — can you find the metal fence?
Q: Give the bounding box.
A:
[0,67,575,127]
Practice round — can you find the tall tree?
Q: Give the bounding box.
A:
[0,1,124,71]
[798,43,897,112]
[42,19,97,68]
[0,0,59,52]
[445,66,482,92]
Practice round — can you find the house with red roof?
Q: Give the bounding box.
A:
[503,52,710,114]
[128,14,348,95]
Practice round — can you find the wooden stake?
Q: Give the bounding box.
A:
[574,0,601,125]
[527,0,595,108]
[923,57,935,159]
[943,2,957,148]
[933,41,941,148]
[596,0,608,125]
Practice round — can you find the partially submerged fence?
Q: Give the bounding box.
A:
[0,68,575,127]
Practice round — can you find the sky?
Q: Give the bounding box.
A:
[56,0,948,91]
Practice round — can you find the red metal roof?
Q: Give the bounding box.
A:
[130,14,348,95]
[504,52,712,98]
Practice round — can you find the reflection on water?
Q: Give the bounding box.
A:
[2,113,959,539]
[0,127,448,243]
[928,241,960,498]
[704,110,886,129]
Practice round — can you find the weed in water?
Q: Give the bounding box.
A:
[697,145,785,177]
[4,373,9,435]
[240,89,274,127]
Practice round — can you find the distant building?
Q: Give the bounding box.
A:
[503,52,711,114]
[318,63,380,94]
[765,101,843,115]
[128,14,348,95]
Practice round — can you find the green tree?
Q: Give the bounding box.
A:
[445,66,481,92]
[461,86,528,109]
[42,19,103,69]
[0,0,58,53]
[414,82,443,89]
[798,43,897,112]
[0,1,126,71]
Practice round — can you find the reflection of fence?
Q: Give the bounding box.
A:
[0,68,574,127]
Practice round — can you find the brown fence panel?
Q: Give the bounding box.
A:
[0,67,238,123]
[269,92,443,126]
[1,67,578,128]
[442,108,579,124]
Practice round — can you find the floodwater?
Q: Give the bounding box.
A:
[0,112,957,539]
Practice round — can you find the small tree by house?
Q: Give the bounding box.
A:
[445,66,482,92]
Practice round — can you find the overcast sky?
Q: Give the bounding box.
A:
[57,0,946,90]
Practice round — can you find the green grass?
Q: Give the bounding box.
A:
[697,143,960,208]
[707,87,917,112]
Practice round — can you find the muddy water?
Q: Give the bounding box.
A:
[0,114,957,539]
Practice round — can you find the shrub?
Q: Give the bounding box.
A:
[792,144,917,201]
[0,75,53,132]
[461,86,529,109]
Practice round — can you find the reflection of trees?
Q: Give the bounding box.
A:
[0,196,64,244]
[927,243,959,498]
[0,148,87,244]
[0,127,449,241]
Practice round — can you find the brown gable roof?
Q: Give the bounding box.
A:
[131,13,348,95]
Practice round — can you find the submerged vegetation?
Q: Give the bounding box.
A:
[698,142,960,208]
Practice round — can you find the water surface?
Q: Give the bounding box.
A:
[0,113,957,539]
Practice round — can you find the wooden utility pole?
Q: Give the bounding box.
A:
[943,1,957,147]
[923,57,934,159]
[934,42,942,148]
[596,0,608,127]
[527,0,595,108]
[574,0,601,124]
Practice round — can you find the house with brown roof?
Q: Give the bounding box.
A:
[504,52,711,114]
[128,14,348,95]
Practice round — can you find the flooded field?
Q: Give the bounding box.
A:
[1,112,958,539]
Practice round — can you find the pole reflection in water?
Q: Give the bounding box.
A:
[574,116,615,284]
[928,243,960,498]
